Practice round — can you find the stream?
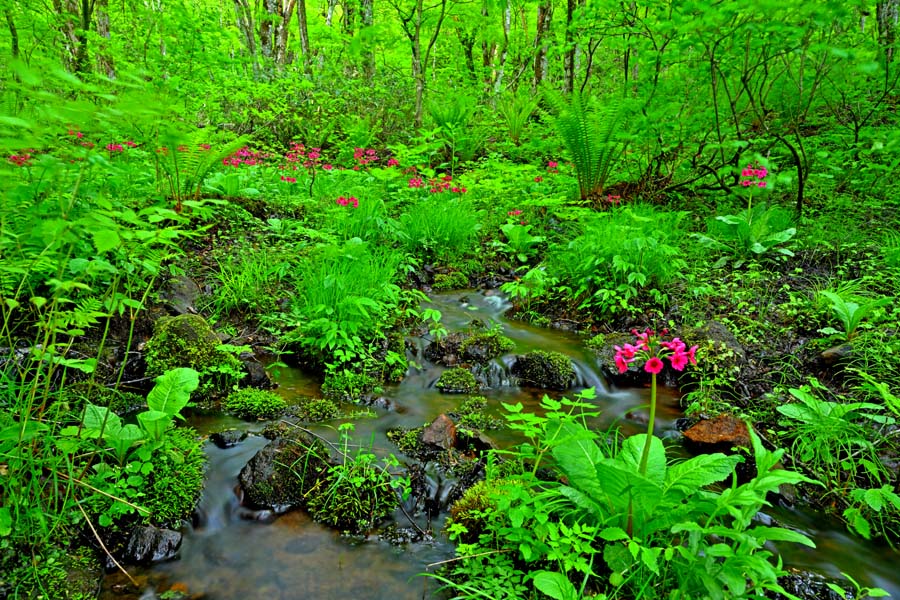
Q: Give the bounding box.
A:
[101,290,900,599]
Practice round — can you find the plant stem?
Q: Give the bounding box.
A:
[639,372,657,476]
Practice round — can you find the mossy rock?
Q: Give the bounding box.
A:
[458,329,514,363]
[293,397,341,422]
[238,430,331,511]
[140,427,207,526]
[387,426,424,456]
[452,396,504,431]
[447,478,522,544]
[144,314,242,387]
[432,271,469,291]
[436,368,479,393]
[322,369,378,402]
[511,350,575,390]
[224,388,287,420]
[306,461,399,534]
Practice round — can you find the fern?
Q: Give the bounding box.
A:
[497,93,539,145]
[544,89,625,201]
[156,129,250,209]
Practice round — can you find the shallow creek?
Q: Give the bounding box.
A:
[102,291,900,599]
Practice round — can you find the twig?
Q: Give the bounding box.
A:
[425,548,512,570]
[58,472,150,515]
[76,500,138,588]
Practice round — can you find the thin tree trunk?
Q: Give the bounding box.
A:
[533,0,552,91]
[342,0,356,35]
[96,0,115,78]
[53,0,80,72]
[361,0,374,78]
[492,0,511,94]
[275,0,297,65]
[297,0,312,74]
[5,9,18,59]
[877,0,899,64]
[564,0,575,93]
[457,28,477,81]
[232,0,259,77]
[326,0,338,27]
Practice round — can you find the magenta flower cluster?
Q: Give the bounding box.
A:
[8,152,32,167]
[336,196,359,208]
[614,328,698,374]
[224,146,264,167]
[741,163,767,188]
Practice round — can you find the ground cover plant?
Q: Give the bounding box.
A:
[1,0,899,597]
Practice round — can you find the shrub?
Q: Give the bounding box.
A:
[224,388,287,420]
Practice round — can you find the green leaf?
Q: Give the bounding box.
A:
[664,453,742,498]
[83,404,122,436]
[750,526,815,547]
[618,434,666,485]
[0,507,11,536]
[137,410,171,441]
[147,367,199,416]
[92,229,120,254]
[533,571,578,600]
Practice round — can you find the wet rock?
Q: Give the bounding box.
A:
[210,429,248,449]
[511,350,576,390]
[159,275,202,315]
[124,525,182,564]
[682,414,751,452]
[820,344,853,366]
[240,354,275,389]
[774,569,847,600]
[238,431,331,512]
[143,314,241,380]
[422,414,457,450]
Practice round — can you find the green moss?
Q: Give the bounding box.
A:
[433,271,470,291]
[142,427,206,525]
[456,396,503,431]
[306,460,399,534]
[436,368,479,393]
[387,426,424,455]
[585,333,606,350]
[447,478,522,544]
[224,388,287,420]
[144,314,243,395]
[512,350,575,390]
[295,397,340,422]
[0,546,101,600]
[322,369,377,402]
[459,328,515,363]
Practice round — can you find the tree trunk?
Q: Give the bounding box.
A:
[457,28,477,81]
[564,0,575,93]
[297,0,312,74]
[53,0,80,72]
[95,0,115,79]
[342,0,357,35]
[361,0,374,78]
[232,0,259,77]
[533,0,553,91]
[275,0,297,65]
[492,0,511,94]
[5,8,18,59]
[325,0,338,27]
[877,0,899,64]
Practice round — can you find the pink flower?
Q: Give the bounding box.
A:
[387,158,399,167]
[323,163,333,170]
[534,176,543,183]
[669,350,688,371]
[644,357,664,374]
[547,160,558,169]
[199,143,211,150]
[615,353,633,373]
[632,328,652,351]
[508,209,523,216]
[106,143,124,152]
[68,130,84,139]
[687,345,698,365]
[409,177,423,188]
[758,181,766,188]
[350,196,359,208]
[8,153,32,167]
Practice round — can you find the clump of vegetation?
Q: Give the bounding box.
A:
[294,397,340,422]
[433,271,469,291]
[454,396,503,431]
[140,427,207,524]
[387,426,424,456]
[321,368,378,402]
[511,350,575,390]
[224,388,287,420]
[306,424,406,534]
[436,368,479,393]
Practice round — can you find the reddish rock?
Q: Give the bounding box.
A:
[422,414,457,450]
[682,414,751,451]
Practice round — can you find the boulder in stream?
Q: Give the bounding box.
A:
[511,350,575,390]
[238,430,331,512]
[422,414,457,450]
[123,525,183,564]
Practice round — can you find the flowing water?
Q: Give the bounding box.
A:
[101,290,900,599]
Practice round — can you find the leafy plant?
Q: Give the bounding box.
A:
[776,379,890,496]
[544,90,625,200]
[496,93,540,146]
[492,222,544,264]
[816,290,891,341]
[395,197,482,263]
[694,202,797,267]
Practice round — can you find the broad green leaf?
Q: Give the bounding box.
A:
[664,453,742,498]
[618,434,666,485]
[138,410,171,441]
[147,367,199,416]
[83,404,122,435]
[92,229,120,254]
[533,571,578,600]
[750,526,815,547]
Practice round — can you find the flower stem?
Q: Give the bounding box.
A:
[639,372,657,476]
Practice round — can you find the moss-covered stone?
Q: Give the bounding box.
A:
[511,350,575,390]
[459,328,515,363]
[453,396,504,431]
[238,430,331,511]
[306,459,399,534]
[293,397,341,422]
[432,271,470,291]
[224,388,287,420]
[142,427,207,526]
[322,369,378,402]
[436,368,479,393]
[143,314,243,395]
